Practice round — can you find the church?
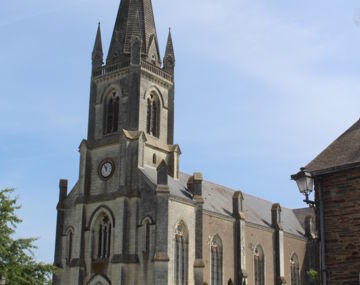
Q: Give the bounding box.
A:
[52,1,318,284]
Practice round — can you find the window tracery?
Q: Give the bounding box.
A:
[290,253,300,285]
[174,221,188,285]
[210,235,223,285]
[92,213,112,260]
[254,245,265,285]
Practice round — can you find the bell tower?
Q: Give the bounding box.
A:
[87,0,179,180]
[53,2,180,284]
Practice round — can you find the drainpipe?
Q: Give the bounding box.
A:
[318,181,327,285]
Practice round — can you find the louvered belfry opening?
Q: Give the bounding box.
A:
[104,92,120,134]
[146,94,160,138]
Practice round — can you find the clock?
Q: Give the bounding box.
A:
[99,160,114,179]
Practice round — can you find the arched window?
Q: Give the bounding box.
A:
[174,221,188,285]
[291,253,300,285]
[142,217,152,256]
[146,94,160,138]
[211,235,223,285]
[104,92,120,134]
[92,213,112,260]
[65,228,73,263]
[145,222,150,254]
[147,99,152,134]
[254,245,265,285]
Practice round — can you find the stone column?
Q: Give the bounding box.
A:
[233,191,247,285]
[128,36,142,131]
[272,203,286,285]
[193,173,205,285]
[154,161,170,285]
[78,140,89,197]
[52,179,68,285]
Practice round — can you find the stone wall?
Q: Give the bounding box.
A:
[168,199,196,285]
[202,212,235,284]
[283,233,307,284]
[245,224,275,285]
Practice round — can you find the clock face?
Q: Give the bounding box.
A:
[100,161,113,178]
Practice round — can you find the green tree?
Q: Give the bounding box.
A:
[0,188,56,285]
[307,268,319,282]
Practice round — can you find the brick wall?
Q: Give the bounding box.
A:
[317,167,360,285]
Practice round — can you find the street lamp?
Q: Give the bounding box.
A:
[292,167,327,285]
[291,167,316,207]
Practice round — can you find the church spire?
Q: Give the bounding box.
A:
[163,28,175,74]
[106,0,161,67]
[92,23,103,70]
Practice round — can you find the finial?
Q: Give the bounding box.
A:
[92,22,104,68]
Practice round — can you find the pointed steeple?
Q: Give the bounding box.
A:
[164,28,175,60]
[92,23,104,69]
[163,28,175,74]
[106,0,161,66]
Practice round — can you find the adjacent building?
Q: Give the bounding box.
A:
[302,119,360,285]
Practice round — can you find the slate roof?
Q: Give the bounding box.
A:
[306,119,360,174]
[141,166,309,238]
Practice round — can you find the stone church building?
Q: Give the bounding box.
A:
[53,1,318,284]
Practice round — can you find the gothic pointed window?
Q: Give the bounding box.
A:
[142,217,152,256]
[65,228,73,263]
[145,221,150,254]
[291,253,300,285]
[68,231,73,261]
[254,245,265,285]
[174,221,188,285]
[211,235,223,285]
[105,92,120,134]
[92,213,112,260]
[147,99,152,134]
[146,94,160,138]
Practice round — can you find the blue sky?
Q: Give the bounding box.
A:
[1,0,360,263]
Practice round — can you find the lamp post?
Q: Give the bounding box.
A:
[291,167,327,285]
[291,167,316,207]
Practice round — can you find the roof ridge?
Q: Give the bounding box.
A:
[306,118,360,172]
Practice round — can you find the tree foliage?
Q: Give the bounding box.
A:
[0,188,56,285]
[307,268,319,281]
